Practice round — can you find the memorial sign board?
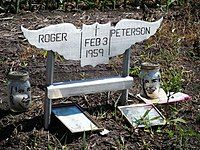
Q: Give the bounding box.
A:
[21,18,163,130]
[21,18,163,67]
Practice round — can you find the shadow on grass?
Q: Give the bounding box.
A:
[0,103,111,145]
[17,115,43,132]
[0,124,15,142]
[0,109,16,120]
[85,103,115,117]
[0,111,43,142]
[48,104,107,145]
[49,114,84,145]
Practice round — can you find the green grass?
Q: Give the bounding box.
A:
[161,66,184,93]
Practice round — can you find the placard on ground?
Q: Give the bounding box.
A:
[118,104,166,127]
[52,103,103,133]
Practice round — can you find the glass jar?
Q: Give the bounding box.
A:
[139,62,161,99]
[7,71,31,112]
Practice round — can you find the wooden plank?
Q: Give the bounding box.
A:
[44,50,55,130]
[47,76,133,99]
[120,48,131,105]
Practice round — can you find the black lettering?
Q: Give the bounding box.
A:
[136,28,141,35]
[39,34,44,43]
[86,49,93,57]
[116,29,120,37]
[121,29,126,36]
[45,34,50,42]
[86,50,88,57]
[96,38,101,46]
[146,27,150,34]
[62,33,67,41]
[110,29,115,37]
[85,49,104,58]
[56,33,61,42]
[39,33,68,43]
[99,49,103,56]
[93,49,98,57]
[131,28,135,35]
[85,39,90,47]
[91,38,95,46]
[141,27,146,35]
[126,28,131,36]
[51,34,56,42]
[102,37,108,45]
[88,49,92,57]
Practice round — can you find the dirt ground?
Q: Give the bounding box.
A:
[0,3,200,150]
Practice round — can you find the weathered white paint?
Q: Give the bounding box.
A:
[47,76,133,99]
[21,18,163,67]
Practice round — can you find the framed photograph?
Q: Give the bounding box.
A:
[118,104,166,128]
[52,103,103,133]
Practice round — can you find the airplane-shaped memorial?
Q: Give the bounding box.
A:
[21,17,163,67]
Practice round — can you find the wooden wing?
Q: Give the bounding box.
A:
[110,17,163,56]
[21,23,81,60]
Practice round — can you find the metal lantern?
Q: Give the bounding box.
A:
[139,62,161,99]
[7,71,31,112]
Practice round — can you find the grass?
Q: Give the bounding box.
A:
[0,0,199,149]
[134,108,155,128]
[161,66,184,93]
[129,66,141,77]
[82,131,88,150]
[2,0,193,13]
[127,5,199,148]
[164,119,200,149]
[116,135,125,149]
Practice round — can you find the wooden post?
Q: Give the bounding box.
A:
[119,48,131,105]
[44,50,55,130]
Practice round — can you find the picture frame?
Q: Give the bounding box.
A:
[118,104,166,128]
[52,102,103,133]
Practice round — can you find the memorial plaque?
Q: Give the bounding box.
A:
[21,18,163,67]
[52,103,103,133]
[21,18,164,130]
[118,104,166,127]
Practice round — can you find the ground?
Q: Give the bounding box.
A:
[0,3,200,150]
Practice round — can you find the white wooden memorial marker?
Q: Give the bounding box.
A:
[21,17,163,130]
[22,17,163,67]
